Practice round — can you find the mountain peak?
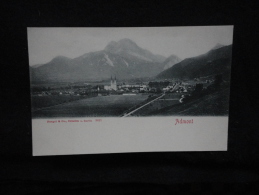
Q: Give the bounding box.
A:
[168,54,181,60]
[104,38,166,63]
[211,43,225,50]
[105,38,139,53]
[162,55,181,70]
[53,55,70,60]
[49,56,71,64]
[118,38,137,45]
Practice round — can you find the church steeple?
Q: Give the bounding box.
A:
[110,75,117,91]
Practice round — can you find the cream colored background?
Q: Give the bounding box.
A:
[32,117,228,156]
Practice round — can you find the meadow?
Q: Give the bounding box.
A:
[31,95,96,111]
[32,94,149,118]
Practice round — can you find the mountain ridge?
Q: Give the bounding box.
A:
[156,44,232,80]
[104,38,166,63]
[30,39,175,82]
[162,54,182,70]
[30,39,230,83]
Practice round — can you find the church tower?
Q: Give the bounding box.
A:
[110,75,117,91]
[114,76,117,91]
[110,76,113,88]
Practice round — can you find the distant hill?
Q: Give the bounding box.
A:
[162,54,182,70]
[30,39,170,83]
[31,64,44,68]
[156,45,232,80]
[211,43,225,50]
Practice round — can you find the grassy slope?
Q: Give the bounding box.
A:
[148,87,230,116]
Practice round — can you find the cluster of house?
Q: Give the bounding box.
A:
[100,77,193,94]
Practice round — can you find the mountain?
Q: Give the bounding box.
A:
[31,64,44,68]
[162,54,182,70]
[30,39,168,83]
[211,43,225,50]
[104,38,166,63]
[30,56,74,82]
[156,45,232,80]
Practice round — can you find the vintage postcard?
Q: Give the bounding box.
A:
[28,26,233,156]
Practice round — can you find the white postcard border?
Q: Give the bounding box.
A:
[32,116,228,156]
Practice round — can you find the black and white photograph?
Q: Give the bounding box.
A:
[2,1,259,193]
[28,26,233,118]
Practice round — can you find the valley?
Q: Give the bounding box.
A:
[29,38,232,118]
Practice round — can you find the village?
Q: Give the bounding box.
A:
[31,76,214,98]
[30,75,217,117]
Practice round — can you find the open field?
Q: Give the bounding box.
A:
[130,93,181,116]
[32,94,149,118]
[31,95,96,111]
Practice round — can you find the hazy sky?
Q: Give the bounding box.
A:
[27,26,233,65]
